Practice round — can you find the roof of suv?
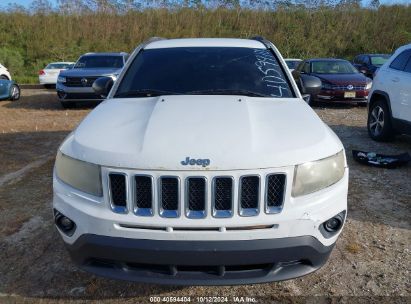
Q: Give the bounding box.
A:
[82,52,128,57]
[145,38,266,50]
[308,58,348,62]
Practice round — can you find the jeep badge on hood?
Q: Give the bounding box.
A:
[181,157,211,167]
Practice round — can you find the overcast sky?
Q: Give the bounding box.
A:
[3,0,411,8]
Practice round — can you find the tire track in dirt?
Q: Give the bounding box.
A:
[0,155,54,188]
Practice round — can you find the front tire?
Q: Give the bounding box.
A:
[367,99,394,141]
[0,75,9,80]
[9,84,20,101]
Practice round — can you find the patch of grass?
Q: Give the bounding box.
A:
[346,242,362,254]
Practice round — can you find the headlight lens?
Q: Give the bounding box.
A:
[292,150,345,197]
[366,81,372,90]
[57,76,66,83]
[55,151,102,196]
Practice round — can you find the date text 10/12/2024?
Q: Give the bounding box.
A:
[149,296,258,303]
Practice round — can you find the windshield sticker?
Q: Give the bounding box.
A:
[254,49,290,97]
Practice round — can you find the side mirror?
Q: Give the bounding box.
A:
[300,74,322,96]
[0,79,20,101]
[92,77,114,98]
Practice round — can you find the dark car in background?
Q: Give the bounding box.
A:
[56,52,129,108]
[293,59,372,105]
[352,54,391,79]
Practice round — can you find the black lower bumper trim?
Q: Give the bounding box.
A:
[57,91,102,101]
[67,234,334,285]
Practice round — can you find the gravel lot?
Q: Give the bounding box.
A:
[0,89,410,303]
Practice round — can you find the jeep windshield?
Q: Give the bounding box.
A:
[74,56,124,69]
[115,47,293,98]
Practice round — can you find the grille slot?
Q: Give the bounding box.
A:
[65,76,99,87]
[266,174,286,213]
[331,85,366,90]
[109,173,127,213]
[159,177,179,218]
[213,177,233,218]
[134,175,153,216]
[239,176,260,216]
[186,177,206,218]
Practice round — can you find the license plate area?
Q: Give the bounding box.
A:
[344,92,356,98]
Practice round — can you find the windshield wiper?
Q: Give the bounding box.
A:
[114,89,179,98]
[186,89,268,97]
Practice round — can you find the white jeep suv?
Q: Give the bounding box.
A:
[53,37,348,285]
[367,43,411,141]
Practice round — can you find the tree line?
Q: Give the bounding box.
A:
[0,1,409,83]
[4,1,378,13]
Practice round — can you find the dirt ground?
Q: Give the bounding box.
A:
[0,89,409,303]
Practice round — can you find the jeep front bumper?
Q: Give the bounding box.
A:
[67,234,334,285]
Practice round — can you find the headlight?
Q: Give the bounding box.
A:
[321,82,333,90]
[292,150,345,197]
[366,81,372,90]
[57,76,66,83]
[55,151,102,196]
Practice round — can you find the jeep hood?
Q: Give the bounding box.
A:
[61,95,344,170]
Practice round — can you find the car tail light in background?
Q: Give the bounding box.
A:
[39,70,45,75]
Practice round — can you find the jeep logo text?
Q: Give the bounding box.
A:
[181,157,210,167]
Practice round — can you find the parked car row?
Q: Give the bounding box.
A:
[1,42,410,142]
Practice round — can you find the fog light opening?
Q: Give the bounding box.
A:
[54,210,76,236]
[319,210,346,238]
[324,217,342,232]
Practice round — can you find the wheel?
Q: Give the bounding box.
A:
[9,84,20,101]
[367,99,394,141]
[61,101,76,109]
[0,75,9,80]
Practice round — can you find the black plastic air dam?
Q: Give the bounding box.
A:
[66,235,334,285]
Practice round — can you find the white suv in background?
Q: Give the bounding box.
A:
[53,37,348,285]
[0,63,11,80]
[367,44,411,141]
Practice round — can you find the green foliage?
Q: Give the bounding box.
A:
[0,5,410,83]
[0,47,25,77]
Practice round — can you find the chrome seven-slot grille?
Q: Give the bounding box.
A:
[108,173,286,218]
